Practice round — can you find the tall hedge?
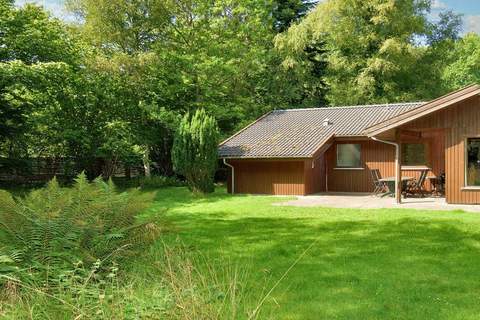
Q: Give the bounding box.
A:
[172,109,219,193]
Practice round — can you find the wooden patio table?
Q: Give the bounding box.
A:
[378,176,414,197]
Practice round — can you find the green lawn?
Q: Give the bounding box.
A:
[134,187,480,320]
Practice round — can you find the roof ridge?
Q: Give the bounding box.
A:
[273,102,425,112]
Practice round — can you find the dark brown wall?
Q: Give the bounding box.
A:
[304,153,326,194]
[399,129,446,192]
[401,95,480,204]
[227,159,306,195]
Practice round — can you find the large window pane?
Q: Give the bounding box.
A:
[402,143,426,166]
[467,138,480,186]
[337,144,361,168]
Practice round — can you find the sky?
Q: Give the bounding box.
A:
[431,0,480,34]
[15,0,74,21]
[14,0,480,34]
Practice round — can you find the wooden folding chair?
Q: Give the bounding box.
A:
[406,170,429,197]
[370,169,386,195]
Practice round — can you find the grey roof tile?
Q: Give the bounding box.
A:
[219,102,424,158]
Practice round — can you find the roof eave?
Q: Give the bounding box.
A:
[363,84,480,137]
[219,155,314,160]
[219,133,336,160]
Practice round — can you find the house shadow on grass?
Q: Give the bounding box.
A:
[162,214,480,319]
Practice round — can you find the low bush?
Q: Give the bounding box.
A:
[0,173,159,286]
[138,175,185,189]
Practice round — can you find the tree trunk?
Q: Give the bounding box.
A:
[143,147,151,178]
[102,157,117,180]
[125,165,131,179]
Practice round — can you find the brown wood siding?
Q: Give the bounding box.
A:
[304,159,313,195]
[228,159,306,195]
[399,129,446,191]
[304,154,326,194]
[326,140,394,192]
[401,95,480,204]
[325,138,444,193]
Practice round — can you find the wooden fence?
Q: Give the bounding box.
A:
[0,157,145,184]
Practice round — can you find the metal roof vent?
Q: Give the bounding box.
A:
[323,118,333,126]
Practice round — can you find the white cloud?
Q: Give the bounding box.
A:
[432,0,448,10]
[465,15,480,34]
[15,0,74,21]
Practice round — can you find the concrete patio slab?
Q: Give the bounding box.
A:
[274,192,480,212]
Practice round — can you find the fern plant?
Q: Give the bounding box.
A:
[0,173,159,285]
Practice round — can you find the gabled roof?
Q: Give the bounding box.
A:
[219,102,424,159]
[364,84,480,136]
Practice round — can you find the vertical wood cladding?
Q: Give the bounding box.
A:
[304,153,326,194]
[325,136,445,193]
[402,95,480,204]
[326,140,394,192]
[228,159,306,195]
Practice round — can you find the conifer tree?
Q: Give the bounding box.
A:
[172,109,219,193]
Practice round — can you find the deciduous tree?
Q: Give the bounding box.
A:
[275,0,463,105]
[442,33,480,90]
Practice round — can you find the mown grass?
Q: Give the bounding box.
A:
[4,185,480,319]
[139,187,480,320]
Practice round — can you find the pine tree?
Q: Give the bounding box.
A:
[172,109,219,193]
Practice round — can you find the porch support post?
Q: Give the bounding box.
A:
[395,130,402,204]
[370,135,402,204]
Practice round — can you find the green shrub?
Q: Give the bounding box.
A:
[138,175,185,189]
[0,173,159,285]
[172,109,219,193]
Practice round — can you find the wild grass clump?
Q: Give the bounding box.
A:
[0,243,256,319]
[0,260,133,319]
[2,261,167,319]
[0,173,159,286]
[157,243,253,320]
